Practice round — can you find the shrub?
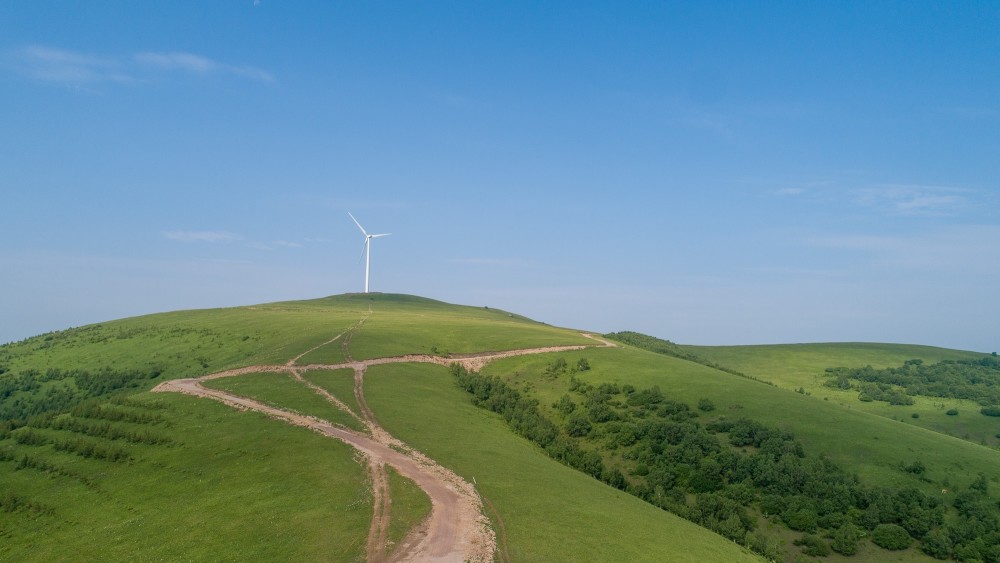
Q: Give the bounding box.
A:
[831,523,861,556]
[697,398,715,412]
[946,408,958,416]
[872,523,912,550]
[784,508,819,533]
[566,413,592,437]
[911,412,920,418]
[980,406,1000,417]
[920,528,953,559]
[794,534,831,557]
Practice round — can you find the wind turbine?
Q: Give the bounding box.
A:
[348,212,391,294]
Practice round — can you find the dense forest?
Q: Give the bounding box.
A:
[825,357,1000,408]
[454,361,1000,561]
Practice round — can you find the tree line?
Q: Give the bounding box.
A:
[825,357,1000,408]
[0,366,160,421]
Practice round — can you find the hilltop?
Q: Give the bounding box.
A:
[2,294,998,561]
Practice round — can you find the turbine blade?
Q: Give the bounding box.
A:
[359,239,368,262]
[348,212,368,236]
[371,233,391,238]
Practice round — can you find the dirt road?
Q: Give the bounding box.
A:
[153,333,611,562]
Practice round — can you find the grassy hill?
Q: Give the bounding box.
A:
[0,294,754,562]
[2,294,998,561]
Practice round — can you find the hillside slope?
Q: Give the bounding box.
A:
[0,294,757,561]
[680,342,1000,447]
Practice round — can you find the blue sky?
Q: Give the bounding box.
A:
[1,2,998,352]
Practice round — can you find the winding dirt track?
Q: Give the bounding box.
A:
[153,328,613,562]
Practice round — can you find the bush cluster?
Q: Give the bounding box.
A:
[825,357,1000,407]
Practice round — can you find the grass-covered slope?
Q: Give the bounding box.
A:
[362,362,760,562]
[0,293,588,419]
[0,293,588,377]
[0,293,596,561]
[477,343,1000,561]
[0,393,372,562]
[4,294,997,561]
[341,294,593,359]
[678,342,1000,447]
[678,342,987,390]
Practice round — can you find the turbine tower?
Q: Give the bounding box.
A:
[348,212,390,294]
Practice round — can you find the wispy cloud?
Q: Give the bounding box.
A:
[163,230,242,243]
[134,51,273,82]
[853,184,969,216]
[9,45,131,86]
[6,44,273,88]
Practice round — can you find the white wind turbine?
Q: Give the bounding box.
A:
[348,212,391,294]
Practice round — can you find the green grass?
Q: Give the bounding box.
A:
[385,465,432,553]
[363,362,760,562]
[344,294,593,360]
[0,294,588,377]
[678,342,998,446]
[302,369,362,420]
[201,372,365,433]
[0,299,366,377]
[6,293,999,560]
[0,393,371,562]
[680,342,986,388]
[481,346,1000,498]
[295,337,349,365]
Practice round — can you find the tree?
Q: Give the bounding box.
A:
[784,508,819,533]
[920,528,953,559]
[831,523,861,556]
[872,523,912,550]
[971,472,989,494]
[554,394,575,415]
[566,412,592,437]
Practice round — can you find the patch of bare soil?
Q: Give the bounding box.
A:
[367,460,392,562]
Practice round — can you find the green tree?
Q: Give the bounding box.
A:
[565,412,592,437]
[784,508,819,533]
[831,523,861,556]
[872,523,912,550]
[554,394,575,415]
[920,528,952,559]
